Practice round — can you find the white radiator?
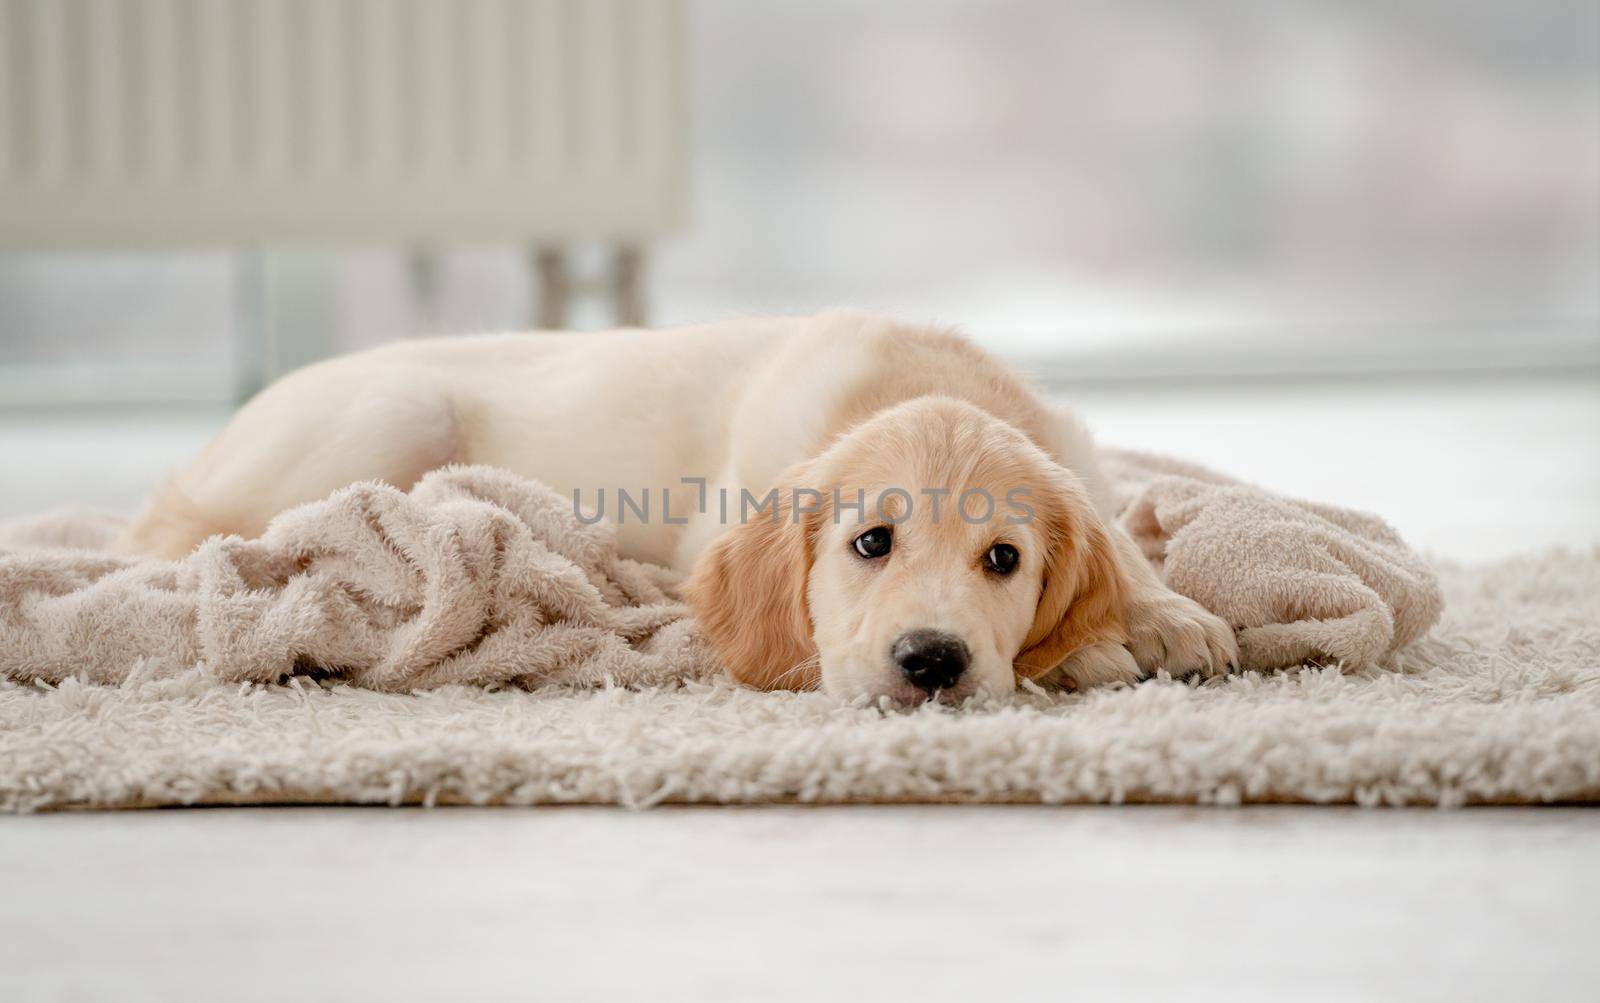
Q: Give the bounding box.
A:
[0,0,689,246]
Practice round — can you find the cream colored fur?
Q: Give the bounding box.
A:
[120,311,1237,699]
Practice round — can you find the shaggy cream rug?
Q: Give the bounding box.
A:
[3,548,1596,811]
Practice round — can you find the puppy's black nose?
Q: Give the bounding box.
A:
[892,630,970,692]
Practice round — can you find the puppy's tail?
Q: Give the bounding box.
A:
[115,477,240,560]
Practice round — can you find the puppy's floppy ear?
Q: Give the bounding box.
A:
[1014,470,1130,681]
[684,463,821,690]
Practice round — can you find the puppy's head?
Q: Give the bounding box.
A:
[685,396,1127,702]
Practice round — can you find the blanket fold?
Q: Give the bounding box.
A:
[0,466,716,691]
[0,453,1444,689]
[1104,450,1443,671]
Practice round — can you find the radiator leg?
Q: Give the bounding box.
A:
[613,243,647,328]
[234,250,336,399]
[533,244,570,330]
[234,251,271,403]
[408,249,443,330]
[264,251,340,376]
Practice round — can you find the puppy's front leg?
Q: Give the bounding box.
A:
[1111,526,1238,677]
[1057,641,1144,690]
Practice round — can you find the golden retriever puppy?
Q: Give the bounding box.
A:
[122,311,1236,701]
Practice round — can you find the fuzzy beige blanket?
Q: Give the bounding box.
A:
[0,454,1440,690]
[0,466,718,690]
[1105,450,1444,670]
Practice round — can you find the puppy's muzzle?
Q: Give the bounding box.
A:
[892,629,970,692]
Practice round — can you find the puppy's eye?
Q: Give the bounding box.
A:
[984,543,1020,575]
[852,527,893,560]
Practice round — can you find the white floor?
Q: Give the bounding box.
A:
[4,807,1597,1002]
[3,375,1597,1001]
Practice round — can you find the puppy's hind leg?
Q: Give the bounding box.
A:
[118,372,462,560]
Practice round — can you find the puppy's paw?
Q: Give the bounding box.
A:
[1125,590,1238,678]
[1057,641,1144,691]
